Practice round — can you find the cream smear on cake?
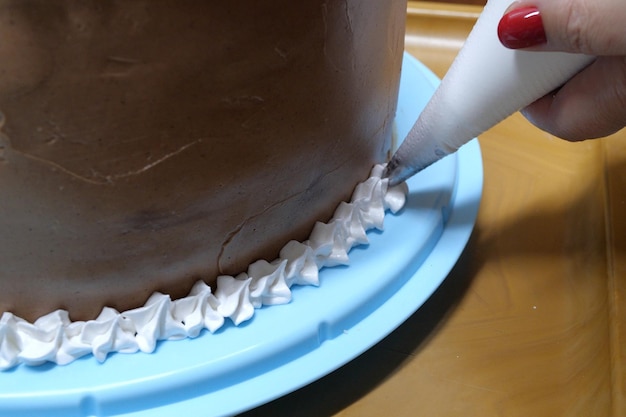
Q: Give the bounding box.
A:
[0,165,407,370]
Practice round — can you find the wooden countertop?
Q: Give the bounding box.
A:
[240,2,626,416]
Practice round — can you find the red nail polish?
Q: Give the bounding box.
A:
[497,6,547,49]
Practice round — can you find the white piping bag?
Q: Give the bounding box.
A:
[384,0,594,186]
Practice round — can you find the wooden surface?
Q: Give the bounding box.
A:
[429,0,486,5]
[239,2,626,416]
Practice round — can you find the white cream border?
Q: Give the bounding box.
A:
[0,164,407,370]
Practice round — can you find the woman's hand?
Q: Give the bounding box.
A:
[497,0,626,141]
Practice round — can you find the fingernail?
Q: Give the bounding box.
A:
[497,6,546,49]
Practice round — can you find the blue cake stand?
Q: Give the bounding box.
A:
[0,53,483,417]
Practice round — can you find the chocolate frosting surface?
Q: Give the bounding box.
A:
[0,0,405,321]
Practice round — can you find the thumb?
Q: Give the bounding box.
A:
[498,0,626,55]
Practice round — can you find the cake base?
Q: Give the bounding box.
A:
[0,53,483,417]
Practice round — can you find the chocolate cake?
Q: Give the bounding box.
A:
[0,0,405,329]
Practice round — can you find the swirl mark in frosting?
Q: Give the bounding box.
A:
[0,164,408,370]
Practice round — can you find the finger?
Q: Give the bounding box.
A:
[499,0,626,55]
[521,56,626,141]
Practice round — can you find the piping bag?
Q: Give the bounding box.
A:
[384,0,594,186]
